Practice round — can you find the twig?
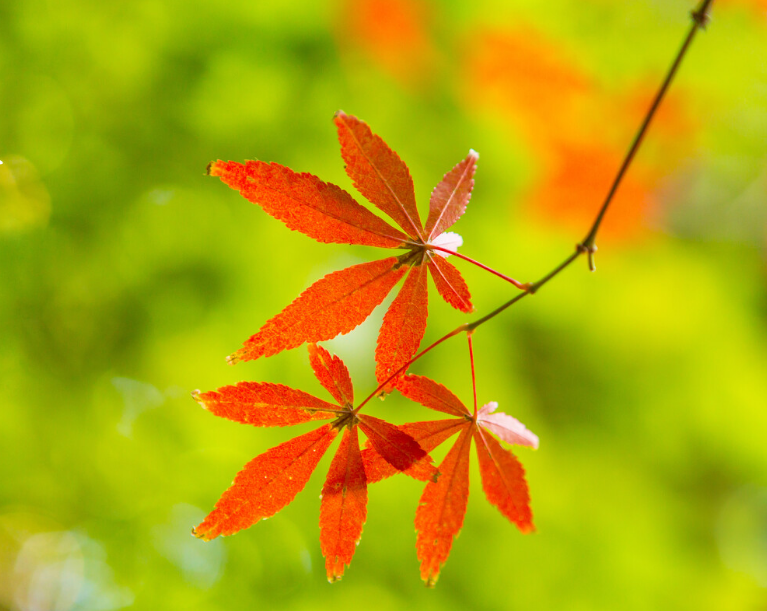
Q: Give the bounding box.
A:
[579,0,716,270]
[426,244,529,290]
[467,332,479,417]
[355,0,715,406]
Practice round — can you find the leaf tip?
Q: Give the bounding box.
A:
[517,519,536,535]
[226,351,244,366]
[326,566,345,584]
[333,109,347,120]
[468,148,479,160]
[206,160,222,177]
[430,231,463,257]
[191,526,213,541]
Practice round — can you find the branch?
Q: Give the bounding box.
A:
[471,0,716,326]
[426,244,529,290]
[354,0,716,405]
[579,0,715,270]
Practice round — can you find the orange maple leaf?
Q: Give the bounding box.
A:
[192,344,437,582]
[208,112,475,388]
[361,374,538,586]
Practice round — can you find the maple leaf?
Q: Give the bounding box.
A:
[192,344,437,582]
[208,112,476,388]
[361,374,537,587]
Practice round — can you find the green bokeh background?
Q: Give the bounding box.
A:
[1,1,766,609]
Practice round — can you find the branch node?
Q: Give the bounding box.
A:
[691,7,711,29]
[587,248,597,272]
[577,242,597,272]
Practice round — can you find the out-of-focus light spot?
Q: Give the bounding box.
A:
[665,164,767,246]
[0,156,51,233]
[112,377,165,437]
[147,188,175,206]
[13,531,83,611]
[0,511,133,611]
[69,535,134,611]
[151,504,225,589]
[164,385,187,399]
[300,549,312,573]
[187,53,292,139]
[16,75,75,175]
[716,485,767,587]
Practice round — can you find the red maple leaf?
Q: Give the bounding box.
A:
[361,374,538,586]
[192,343,437,582]
[208,111,476,388]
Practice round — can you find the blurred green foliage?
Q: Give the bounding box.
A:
[1,0,766,609]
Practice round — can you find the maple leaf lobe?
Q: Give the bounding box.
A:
[374,262,429,388]
[425,149,478,240]
[334,110,424,240]
[477,401,539,449]
[396,374,472,417]
[229,257,408,363]
[194,424,338,541]
[207,159,408,248]
[427,254,474,313]
[474,428,534,533]
[361,418,465,484]
[415,425,473,587]
[320,426,368,582]
[308,343,354,407]
[429,231,463,256]
[358,414,439,482]
[193,382,340,427]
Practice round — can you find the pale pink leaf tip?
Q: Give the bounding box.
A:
[477,402,539,449]
[429,232,463,257]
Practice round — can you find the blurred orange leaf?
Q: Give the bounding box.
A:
[336,0,438,87]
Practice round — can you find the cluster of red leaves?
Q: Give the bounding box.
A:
[363,374,538,585]
[194,344,536,584]
[193,344,438,582]
[198,113,536,585]
[209,111,474,388]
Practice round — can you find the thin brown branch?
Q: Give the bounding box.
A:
[368,1,715,383]
[467,332,479,417]
[355,1,714,404]
[354,324,469,413]
[426,244,529,290]
[579,0,715,270]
